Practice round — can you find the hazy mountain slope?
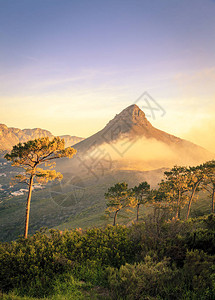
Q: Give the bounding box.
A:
[0,124,84,150]
[71,104,213,167]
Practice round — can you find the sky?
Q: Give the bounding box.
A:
[0,0,215,151]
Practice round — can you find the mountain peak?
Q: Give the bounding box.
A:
[122,103,140,112]
[120,104,146,119]
[108,104,152,130]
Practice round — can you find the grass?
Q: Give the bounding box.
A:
[1,274,111,300]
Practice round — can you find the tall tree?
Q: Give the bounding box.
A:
[186,165,205,220]
[148,188,171,237]
[162,166,189,219]
[132,181,150,222]
[105,182,136,226]
[202,161,215,213]
[5,137,76,238]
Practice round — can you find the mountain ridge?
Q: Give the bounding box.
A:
[0,123,84,151]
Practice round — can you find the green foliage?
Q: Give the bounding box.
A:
[132,181,150,205]
[1,273,106,299]
[183,250,215,293]
[4,136,76,186]
[107,250,215,300]
[1,214,215,299]
[105,182,137,225]
[106,256,180,300]
[132,181,151,221]
[0,226,134,297]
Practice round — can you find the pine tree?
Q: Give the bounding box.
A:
[132,182,150,222]
[5,137,76,238]
[105,182,137,225]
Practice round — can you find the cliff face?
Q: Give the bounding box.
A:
[0,124,84,150]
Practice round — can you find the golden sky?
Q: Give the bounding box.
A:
[0,1,215,152]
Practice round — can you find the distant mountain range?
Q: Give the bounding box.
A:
[0,124,84,151]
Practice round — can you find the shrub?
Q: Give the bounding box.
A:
[106,256,180,300]
[183,250,215,294]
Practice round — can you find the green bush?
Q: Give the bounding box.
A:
[0,226,134,296]
[183,250,215,294]
[1,215,215,299]
[106,256,180,300]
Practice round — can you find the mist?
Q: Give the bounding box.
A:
[56,136,213,180]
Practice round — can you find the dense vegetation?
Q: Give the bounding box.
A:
[1,214,215,299]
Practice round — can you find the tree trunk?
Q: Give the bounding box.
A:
[136,203,140,222]
[24,175,34,238]
[212,187,215,213]
[113,209,119,226]
[178,206,181,219]
[186,181,201,220]
[175,191,181,219]
[153,207,157,223]
[156,208,161,237]
[186,187,196,220]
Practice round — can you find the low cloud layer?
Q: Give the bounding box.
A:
[74,136,213,174]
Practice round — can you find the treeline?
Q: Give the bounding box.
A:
[0,215,215,299]
[105,160,215,225]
